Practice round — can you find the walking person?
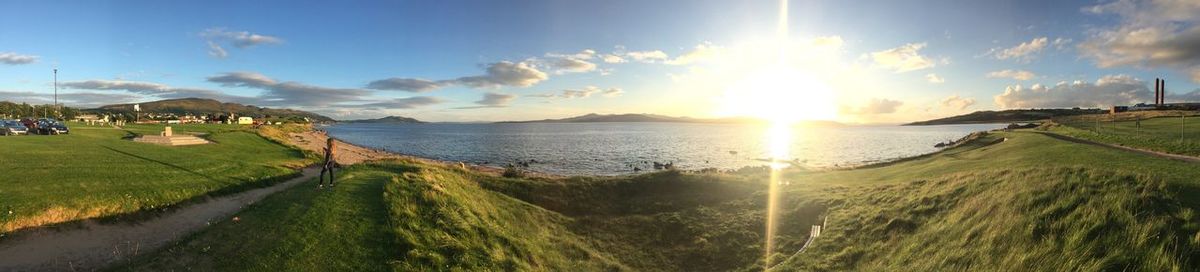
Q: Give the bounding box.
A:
[318,137,337,189]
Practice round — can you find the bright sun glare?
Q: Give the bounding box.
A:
[722,67,838,124]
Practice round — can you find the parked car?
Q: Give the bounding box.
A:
[1,120,27,135]
[20,118,36,130]
[33,118,69,135]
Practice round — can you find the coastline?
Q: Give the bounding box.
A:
[286,129,564,179]
[301,123,1002,177]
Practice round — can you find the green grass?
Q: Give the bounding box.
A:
[118,129,1200,271]
[1052,113,1200,156]
[120,160,627,271]
[0,123,309,233]
[121,165,398,271]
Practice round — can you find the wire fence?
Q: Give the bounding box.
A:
[1052,110,1200,155]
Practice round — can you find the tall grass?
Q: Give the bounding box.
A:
[777,167,1199,271]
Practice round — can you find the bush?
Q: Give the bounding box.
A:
[502,165,525,178]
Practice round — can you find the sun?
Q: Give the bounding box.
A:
[718,65,838,124]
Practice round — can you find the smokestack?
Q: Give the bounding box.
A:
[1162,79,1166,105]
[1155,78,1161,105]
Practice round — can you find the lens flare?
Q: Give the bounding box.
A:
[764,0,790,269]
[764,121,790,268]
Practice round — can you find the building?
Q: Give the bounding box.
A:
[237,116,254,125]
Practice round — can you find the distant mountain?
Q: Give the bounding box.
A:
[906,108,1105,126]
[89,98,335,122]
[343,116,425,124]
[499,113,842,126]
[502,113,707,123]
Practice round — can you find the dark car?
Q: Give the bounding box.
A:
[20,118,36,130]
[1,120,28,135]
[33,118,69,135]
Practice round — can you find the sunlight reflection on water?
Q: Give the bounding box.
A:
[325,122,1000,176]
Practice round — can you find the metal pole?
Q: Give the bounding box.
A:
[53,69,58,118]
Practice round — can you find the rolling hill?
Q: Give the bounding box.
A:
[89,98,334,122]
[342,116,425,124]
[906,108,1105,125]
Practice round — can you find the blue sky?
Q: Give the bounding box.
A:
[1,0,1199,122]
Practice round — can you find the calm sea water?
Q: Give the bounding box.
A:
[325,122,1000,176]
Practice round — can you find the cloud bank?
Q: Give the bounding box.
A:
[1080,0,1200,82]
[368,61,548,92]
[993,75,1150,108]
[870,43,936,72]
[0,52,37,65]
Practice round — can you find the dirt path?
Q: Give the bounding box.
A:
[0,167,320,271]
[1033,131,1200,163]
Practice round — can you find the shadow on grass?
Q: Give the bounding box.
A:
[101,145,220,183]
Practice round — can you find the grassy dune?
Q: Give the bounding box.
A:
[0,123,309,233]
[120,129,1200,271]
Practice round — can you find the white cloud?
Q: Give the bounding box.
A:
[547,49,595,60]
[624,50,669,63]
[206,41,228,58]
[1080,0,1200,82]
[0,90,140,107]
[354,96,444,109]
[1052,37,1073,49]
[940,95,976,110]
[665,43,723,65]
[61,79,260,105]
[200,28,283,58]
[990,37,1049,61]
[206,72,369,106]
[986,69,1037,80]
[842,98,903,115]
[365,78,445,92]
[993,74,1150,108]
[455,61,549,88]
[471,92,515,107]
[601,54,626,63]
[602,87,624,97]
[870,43,936,72]
[0,52,38,65]
[369,61,549,92]
[530,86,624,99]
[925,73,945,83]
[542,56,597,74]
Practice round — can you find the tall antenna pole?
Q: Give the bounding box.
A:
[54,68,58,117]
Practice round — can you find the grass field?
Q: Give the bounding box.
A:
[117,128,1200,271]
[1051,112,1200,156]
[0,122,311,233]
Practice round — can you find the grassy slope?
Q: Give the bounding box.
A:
[0,123,309,233]
[122,130,1200,271]
[774,131,1200,271]
[121,160,626,271]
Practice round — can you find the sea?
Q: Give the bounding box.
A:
[325,122,1001,176]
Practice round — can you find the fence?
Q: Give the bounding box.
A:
[1052,110,1200,156]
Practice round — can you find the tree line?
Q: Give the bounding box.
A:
[0,101,81,120]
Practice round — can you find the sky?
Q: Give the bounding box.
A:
[1,0,1200,123]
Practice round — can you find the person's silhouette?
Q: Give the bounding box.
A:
[318,138,337,188]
